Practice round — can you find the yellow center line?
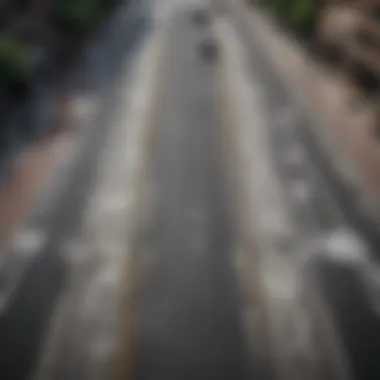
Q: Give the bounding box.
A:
[112,21,171,380]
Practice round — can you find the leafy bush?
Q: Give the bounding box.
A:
[54,0,103,37]
[286,0,317,36]
[259,0,318,37]
[53,0,123,38]
[0,36,31,85]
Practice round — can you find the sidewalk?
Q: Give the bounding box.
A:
[0,92,70,259]
[233,0,380,213]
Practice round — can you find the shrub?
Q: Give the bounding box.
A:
[259,0,318,38]
[0,36,31,85]
[54,0,103,37]
[286,0,318,36]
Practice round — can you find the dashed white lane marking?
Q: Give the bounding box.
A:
[70,96,99,122]
[262,257,297,301]
[12,228,47,257]
[98,261,120,287]
[99,193,131,215]
[78,15,167,335]
[216,16,317,377]
[81,261,121,320]
[318,228,367,264]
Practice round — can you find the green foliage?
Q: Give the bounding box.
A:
[54,0,103,37]
[287,0,317,35]
[0,36,31,85]
[53,0,122,38]
[259,0,318,37]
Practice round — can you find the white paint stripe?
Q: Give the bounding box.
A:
[71,96,99,122]
[12,229,46,257]
[99,193,130,215]
[78,19,166,340]
[319,228,367,264]
[215,16,311,376]
[98,263,120,286]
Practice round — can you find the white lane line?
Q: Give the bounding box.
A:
[70,96,99,123]
[12,228,47,257]
[79,20,167,341]
[318,228,367,264]
[215,16,315,377]
[99,192,131,216]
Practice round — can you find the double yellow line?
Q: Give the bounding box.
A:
[112,23,170,380]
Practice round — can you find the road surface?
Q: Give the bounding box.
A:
[0,1,379,380]
[131,10,252,380]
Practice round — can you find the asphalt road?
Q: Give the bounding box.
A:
[131,10,252,380]
[0,1,380,380]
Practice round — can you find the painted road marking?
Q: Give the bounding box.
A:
[113,18,171,380]
[12,228,47,257]
[96,260,121,287]
[99,193,131,215]
[319,228,367,264]
[70,96,99,123]
[215,15,312,378]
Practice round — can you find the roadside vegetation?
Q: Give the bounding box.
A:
[0,0,121,149]
[253,0,318,39]
[0,0,120,90]
[0,36,32,98]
